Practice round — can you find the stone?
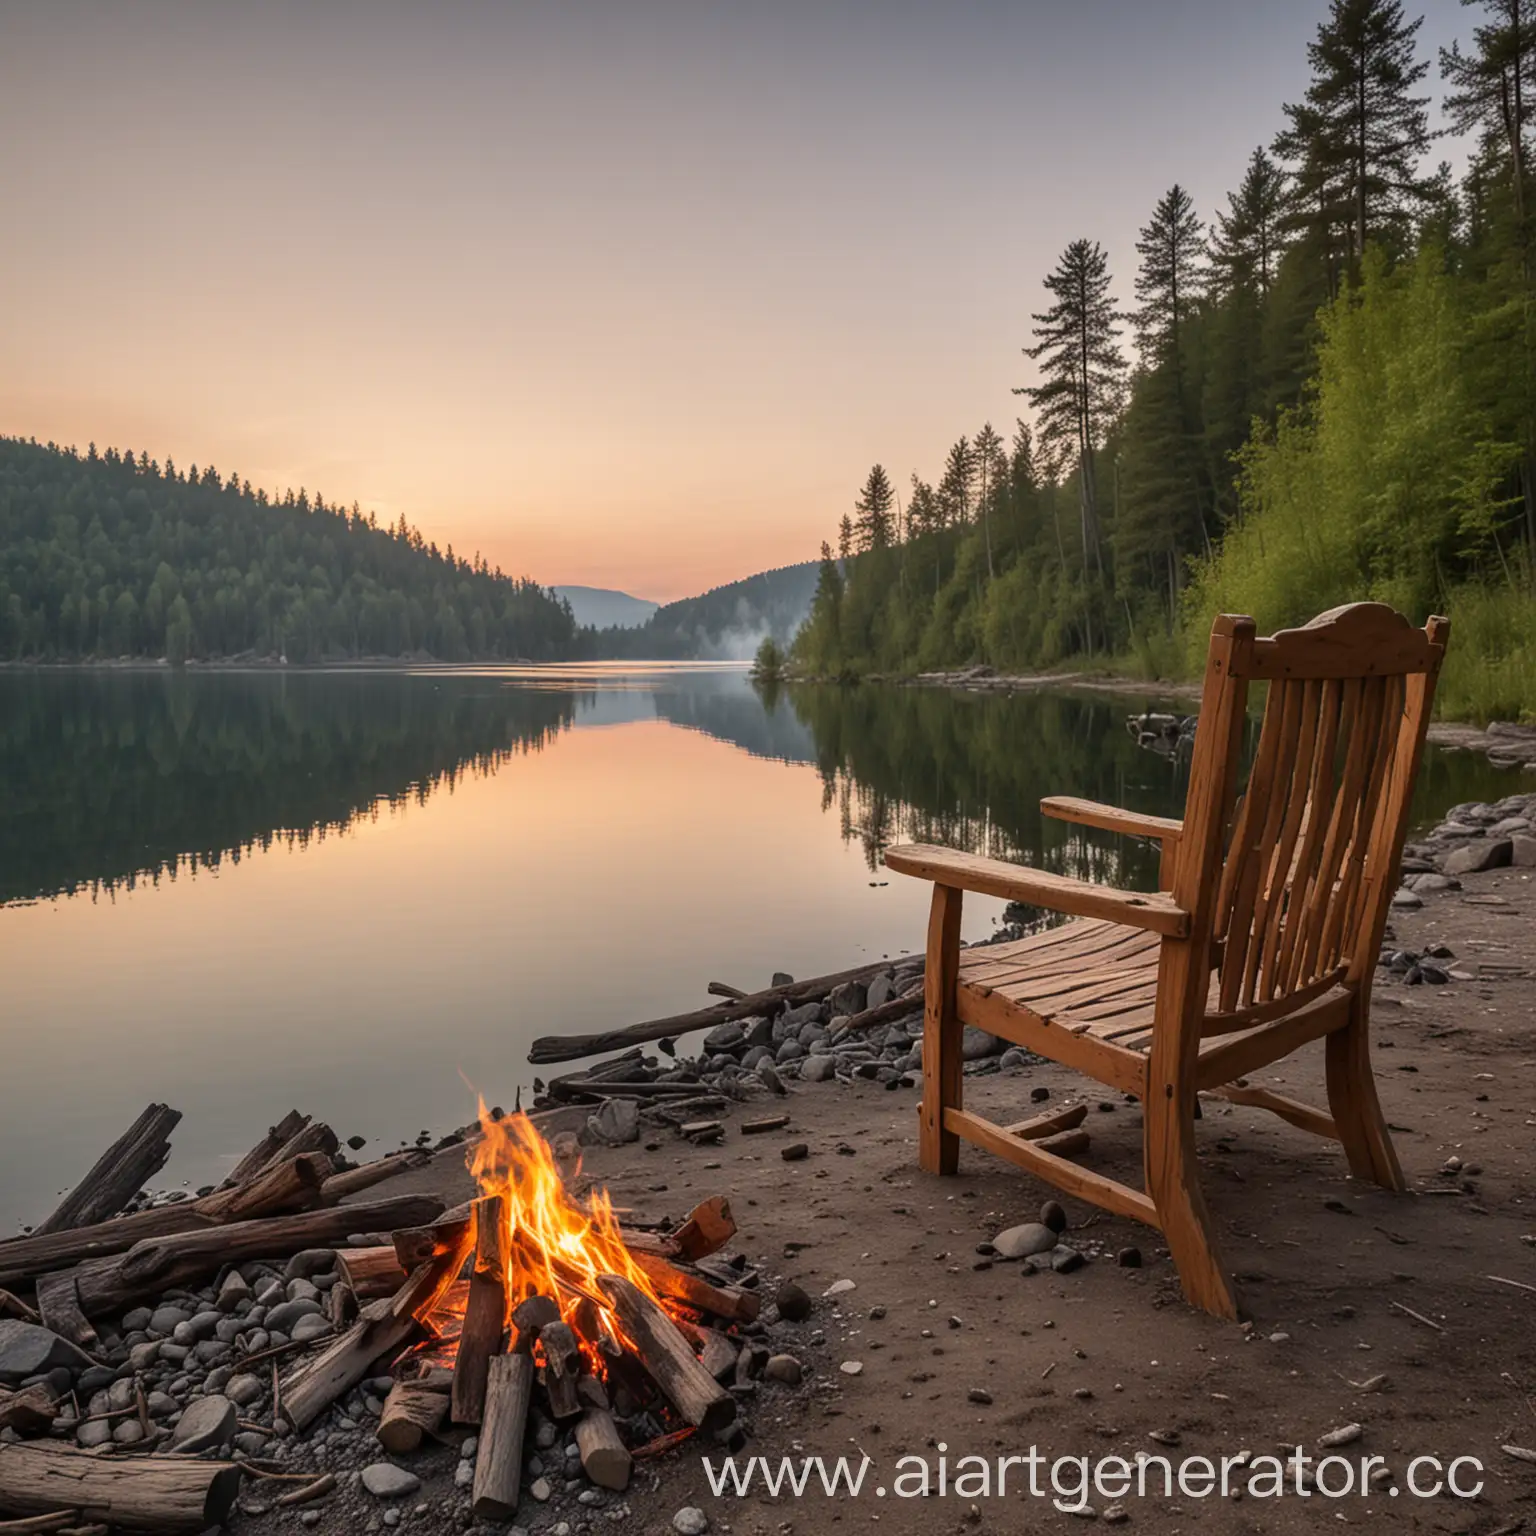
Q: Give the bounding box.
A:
[77,1365,117,1396]
[799,1054,838,1083]
[1390,887,1422,909]
[216,1271,250,1312]
[169,1394,238,1452]
[112,1419,145,1446]
[673,1509,710,1536]
[991,1223,1058,1260]
[290,1314,332,1344]
[285,1249,340,1282]
[839,1360,863,1376]
[763,1354,803,1385]
[828,981,867,1018]
[823,1279,856,1297]
[588,1098,641,1146]
[774,1283,813,1322]
[757,1061,788,1095]
[148,1306,190,1336]
[999,1047,1031,1069]
[122,1307,153,1333]
[1443,838,1513,876]
[967,1387,993,1405]
[866,972,896,1010]
[1512,834,1536,867]
[703,1020,747,1053]
[225,1373,265,1407]
[529,1477,552,1501]
[1050,1246,1086,1274]
[0,1322,94,1386]
[264,1299,324,1334]
[961,1026,1000,1060]
[1040,1200,1068,1234]
[76,1419,114,1448]
[1409,872,1460,892]
[193,1338,231,1364]
[779,1002,822,1031]
[362,1463,421,1498]
[1117,1246,1143,1268]
[776,1040,805,1063]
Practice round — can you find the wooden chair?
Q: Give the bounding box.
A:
[884,603,1449,1318]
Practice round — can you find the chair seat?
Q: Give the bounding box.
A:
[959,918,1166,1051]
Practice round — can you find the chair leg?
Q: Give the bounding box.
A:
[1145,1090,1240,1320]
[1325,992,1406,1191]
[918,884,963,1176]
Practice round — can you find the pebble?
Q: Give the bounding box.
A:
[529,1477,553,1502]
[992,1222,1058,1260]
[1319,1423,1363,1448]
[839,1360,863,1376]
[774,1283,812,1322]
[763,1354,803,1385]
[823,1279,856,1297]
[169,1394,237,1452]
[1117,1247,1143,1269]
[967,1387,993,1405]
[225,1373,265,1407]
[361,1463,421,1498]
[1040,1200,1068,1234]
[673,1508,710,1535]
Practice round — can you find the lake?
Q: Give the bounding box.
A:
[0,664,1519,1232]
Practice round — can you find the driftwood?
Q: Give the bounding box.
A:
[0,1511,81,1533]
[318,1151,426,1206]
[0,1440,240,1532]
[335,1247,405,1299]
[33,1273,98,1354]
[451,1197,509,1426]
[0,1386,56,1436]
[595,1275,735,1435]
[264,1122,339,1173]
[839,988,924,1035]
[34,1105,182,1236]
[472,1354,534,1521]
[376,1381,448,1453]
[0,1153,333,1290]
[280,1217,473,1431]
[548,1080,704,1102]
[224,1111,308,1187]
[71,1192,445,1318]
[632,1252,759,1322]
[528,953,923,1064]
[391,1205,473,1272]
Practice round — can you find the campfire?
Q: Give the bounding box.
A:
[0,1100,763,1531]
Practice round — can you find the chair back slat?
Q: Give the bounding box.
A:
[1196,605,1446,1022]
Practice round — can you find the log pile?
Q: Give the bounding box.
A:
[0,1103,798,1532]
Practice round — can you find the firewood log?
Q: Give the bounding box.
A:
[0,1153,333,1290]
[33,1105,181,1235]
[376,1380,449,1453]
[70,1192,446,1318]
[538,1321,582,1420]
[671,1197,736,1261]
[472,1354,533,1521]
[451,1196,509,1426]
[575,1402,631,1490]
[631,1252,760,1323]
[0,1441,239,1533]
[595,1275,735,1435]
[334,1245,406,1299]
[279,1216,471,1432]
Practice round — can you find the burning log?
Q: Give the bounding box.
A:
[392,1205,473,1272]
[595,1275,735,1435]
[335,1246,407,1300]
[0,1441,239,1533]
[70,1192,445,1318]
[527,953,923,1064]
[376,1380,449,1453]
[450,1196,509,1427]
[33,1105,182,1236]
[280,1214,472,1432]
[574,1378,631,1491]
[538,1321,582,1420]
[224,1110,309,1186]
[631,1251,760,1323]
[0,1153,333,1290]
[510,1295,561,1336]
[472,1353,534,1522]
[672,1197,736,1262]
[318,1150,427,1206]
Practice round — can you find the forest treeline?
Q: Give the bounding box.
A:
[0,437,578,663]
[794,0,1536,721]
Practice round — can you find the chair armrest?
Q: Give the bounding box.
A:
[883,843,1189,937]
[1040,796,1183,842]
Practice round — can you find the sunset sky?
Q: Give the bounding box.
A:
[0,1,1468,602]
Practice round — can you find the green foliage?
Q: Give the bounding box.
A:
[751,635,785,679]
[0,437,575,663]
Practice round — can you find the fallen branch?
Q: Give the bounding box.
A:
[318,1151,427,1206]
[34,1105,182,1236]
[224,1112,309,1188]
[1389,1300,1445,1333]
[528,954,923,1064]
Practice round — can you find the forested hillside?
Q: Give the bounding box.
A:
[0,438,577,663]
[795,0,1536,721]
[596,561,818,659]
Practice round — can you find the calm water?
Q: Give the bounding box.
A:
[0,665,1520,1231]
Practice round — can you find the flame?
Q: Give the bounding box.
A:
[467,1102,666,1351]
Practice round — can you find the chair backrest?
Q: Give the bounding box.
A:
[1176,604,1449,1025]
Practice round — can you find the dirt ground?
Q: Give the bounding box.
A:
[377,865,1536,1536]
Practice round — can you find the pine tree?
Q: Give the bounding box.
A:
[1275,0,1434,266]
[1015,239,1127,580]
[972,422,1005,580]
[937,437,974,529]
[1211,148,1289,299]
[853,464,896,552]
[838,514,855,561]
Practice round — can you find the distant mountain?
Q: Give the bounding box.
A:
[592,561,820,660]
[552,585,659,630]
